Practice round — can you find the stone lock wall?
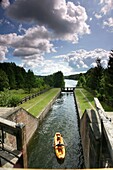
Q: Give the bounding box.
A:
[6,108,38,145]
[80,109,101,168]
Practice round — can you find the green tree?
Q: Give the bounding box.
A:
[25,69,36,93]
[0,69,9,91]
[8,67,16,89]
[53,71,65,88]
[76,73,86,87]
[85,58,103,92]
[104,51,113,104]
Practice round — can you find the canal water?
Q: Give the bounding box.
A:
[28,80,84,168]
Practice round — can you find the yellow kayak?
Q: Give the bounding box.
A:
[54,132,65,159]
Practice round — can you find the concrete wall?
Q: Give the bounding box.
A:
[74,94,113,168]
[0,90,61,168]
[5,108,38,145]
[36,91,60,127]
[4,90,61,145]
[80,109,101,168]
[74,92,101,168]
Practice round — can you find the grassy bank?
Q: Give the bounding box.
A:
[75,88,113,114]
[75,88,95,114]
[20,88,60,117]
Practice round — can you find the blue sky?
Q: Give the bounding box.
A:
[0,0,113,75]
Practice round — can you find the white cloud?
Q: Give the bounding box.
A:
[0,46,8,61]
[18,24,26,33]
[0,26,56,62]
[25,48,110,75]
[6,0,90,43]
[95,13,102,19]
[1,0,10,9]
[54,49,110,73]
[103,17,113,27]
[99,0,113,15]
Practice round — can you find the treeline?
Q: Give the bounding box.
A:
[0,62,46,93]
[77,50,113,107]
[65,74,80,80]
[43,71,65,88]
[0,62,65,107]
[0,62,65,92]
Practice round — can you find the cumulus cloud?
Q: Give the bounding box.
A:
[99,0,113,15]
[103,17,113,28]
[95,13,102,19]
[23,59,74,76]
[18,24,26,33]
[54,49,110,73]
[19,48,110,75]
[0,0,10,9]
[6,0,90,43]
[0,25,57,72]
[0,25,56,62]
[0,46,8,61]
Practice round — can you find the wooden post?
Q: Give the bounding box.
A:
[16,123,27,168]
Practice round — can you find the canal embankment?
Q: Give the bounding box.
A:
[74,88,113,168]
[19,88,61,144]
[0,88,61,168]
[74,88,101,168]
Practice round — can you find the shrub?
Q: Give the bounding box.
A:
[8,95,21,107]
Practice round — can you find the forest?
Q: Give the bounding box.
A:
[77,50,113,107]
[0,62,65,106]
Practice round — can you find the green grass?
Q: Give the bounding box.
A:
[9,88,42,99]
[80,88,95,107]
[101,101,113,111]
[20,88,60,117]
[9,89,28,99]
[75,88,95,114]
[75,88,113,113]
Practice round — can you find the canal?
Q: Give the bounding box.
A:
[28,80,84,168]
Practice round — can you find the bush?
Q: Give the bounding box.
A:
[8,95,21,107]
[0,89,10,106]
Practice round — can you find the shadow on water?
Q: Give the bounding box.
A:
[57,157,65,164]
[28,92,84,169]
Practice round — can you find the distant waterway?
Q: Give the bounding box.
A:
[65,79,78,87]
[28,79,84,168]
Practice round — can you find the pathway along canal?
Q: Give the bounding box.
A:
[28,90,84,168]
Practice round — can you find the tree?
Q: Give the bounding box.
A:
[76,73,86,87]
[8,67,16,89]
[85,58,103,92]
[53,71,65,88]
[0,69,9,91]
[104,51,113,104]
[25,69,36,93]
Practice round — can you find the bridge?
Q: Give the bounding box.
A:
[61,87,75,92]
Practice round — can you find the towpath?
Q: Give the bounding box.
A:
[79,89,95,110]
[75,88,95,112]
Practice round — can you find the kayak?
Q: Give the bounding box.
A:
[54,132,65,159]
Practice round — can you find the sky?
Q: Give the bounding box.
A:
[0,0,113,76]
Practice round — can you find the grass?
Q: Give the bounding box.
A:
[9,88,43,99]
[75,87,113,113]
[75,88,95,114]
[101,101,113,111]
[20,88,60,117]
